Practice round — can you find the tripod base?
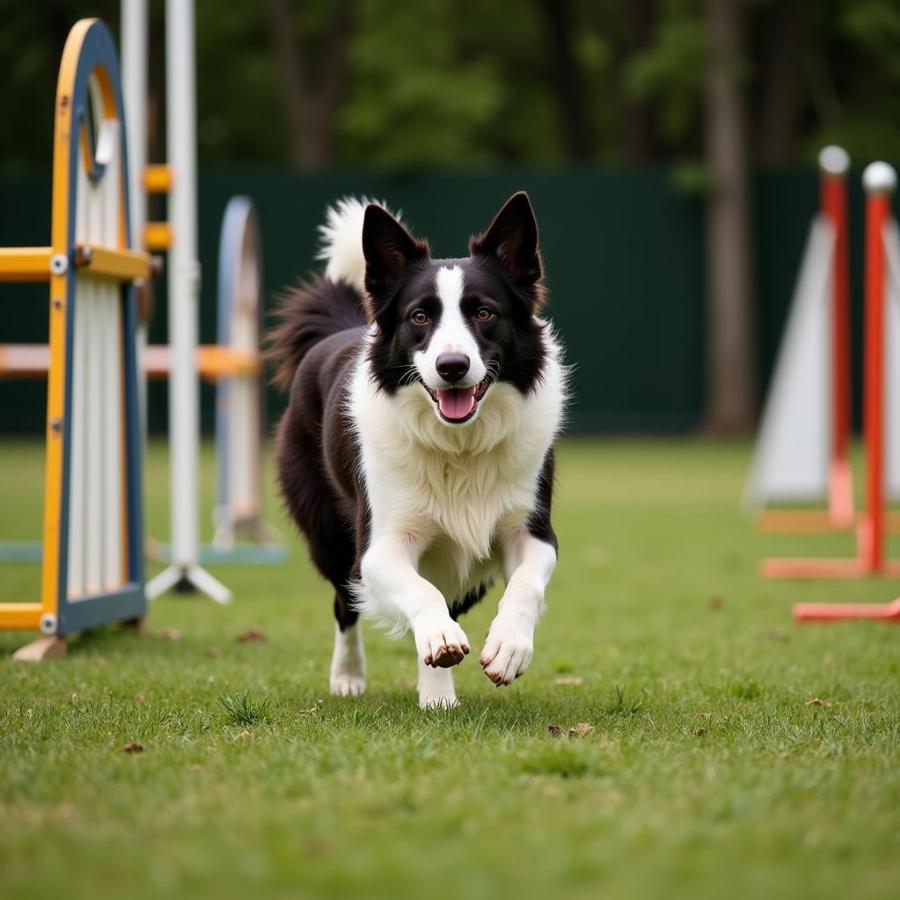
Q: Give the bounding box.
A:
[146,563,231,604]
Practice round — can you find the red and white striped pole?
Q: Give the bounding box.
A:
[860,162,896,574]
[819,146,854,528]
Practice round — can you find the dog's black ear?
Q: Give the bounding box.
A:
[470,192,542,287]
[362,205,429,316]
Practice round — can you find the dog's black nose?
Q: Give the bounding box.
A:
[436,352,470,384]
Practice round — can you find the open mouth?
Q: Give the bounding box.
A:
[424,379,490,423]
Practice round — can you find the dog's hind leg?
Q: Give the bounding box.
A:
[417,654,458,709]
[329,589,366,697]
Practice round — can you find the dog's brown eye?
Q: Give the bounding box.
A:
[474,307,495,322]
[410,310,429,325]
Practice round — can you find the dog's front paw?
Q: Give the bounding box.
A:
[413,616,470,668]
[330,672,366,697]
[480,617,534,685]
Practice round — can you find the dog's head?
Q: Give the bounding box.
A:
[362,192,547,425]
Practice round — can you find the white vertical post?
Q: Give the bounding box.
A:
[121,0,147,249]
[147,0,230,602]
[166,0,199,574]
[121,0,148,434]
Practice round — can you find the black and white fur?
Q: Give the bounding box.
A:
[269,193,565,708]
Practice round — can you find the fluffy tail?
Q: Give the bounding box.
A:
[316,196,401,294]
[267,197,400,390]
[266,277,367,390]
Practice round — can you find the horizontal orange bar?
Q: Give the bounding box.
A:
[143,164,173,193]
[0,344,259,382]
[74,243,151,280]
[144,222,171,250]
[794,598,900,621]
[761,557,900,580]
[757,510,900,534]
[0,247,53,282]
[0,603,43,630]
[144,345,260,380]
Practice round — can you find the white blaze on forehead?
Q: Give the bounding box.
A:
[413,265,487,388]
[433,266,474,355]
[435,265,464,314]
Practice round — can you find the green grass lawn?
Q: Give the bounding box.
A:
[1,437,898,900]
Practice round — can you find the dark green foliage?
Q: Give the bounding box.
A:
[3,0,900,169]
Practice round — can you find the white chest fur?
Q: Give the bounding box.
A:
[349,331,565,603]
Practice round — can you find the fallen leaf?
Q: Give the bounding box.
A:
[133,692,146,704]
[206,646,222,658]
[695,712,712,720]
[298,705,320,717]
[159,627,181,641]
[239,729,252,740]
[122,740,144,754]
[236,628,267,644]
[569,722,594,737]
[778,751,791,760]
[806,698,832,708]
[694,728,706,737]
[554,675,583,686]
[709,595,724,610]
[548,723,564,736]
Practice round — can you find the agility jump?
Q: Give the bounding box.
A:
[745,146,900,533]
[757,161,900,622]
[0,19,148,659]
[0,1,283,581]
[761,162,900,585]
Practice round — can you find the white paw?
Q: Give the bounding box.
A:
[480,618,534,686]
[330,673,366,697]
[413,616,470,668]
[419,692,459,710]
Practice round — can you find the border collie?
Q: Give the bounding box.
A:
[268,193,565,708]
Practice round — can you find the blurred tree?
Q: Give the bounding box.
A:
[335,0,506,167]
[535,0,593,162]
[704,0,754,433]
[266,0,350,168]
[755,0,798,165]
[6,0,900,171]
[7,0,900,432]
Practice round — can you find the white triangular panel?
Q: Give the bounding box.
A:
[881,220,900,500]
[743,219,835,511]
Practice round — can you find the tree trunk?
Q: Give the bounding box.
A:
[266,0,350,169]
[535,0,592,162]
[621,0,657,162]
[704,0,755,433]
[756,0,797,165]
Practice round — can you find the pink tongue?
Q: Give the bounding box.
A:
[437,387,476,420]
